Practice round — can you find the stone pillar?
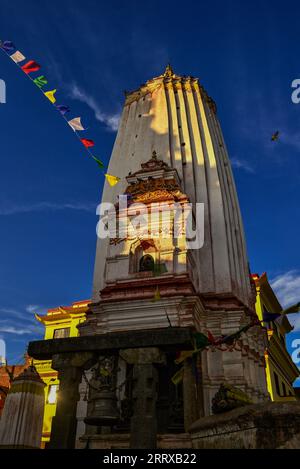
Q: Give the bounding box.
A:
[130,363,158,449]
[49,352,95,449]
[75,374,89,447]
[183,358,199,430]
[0,365,45,449]
[121,348,161,449]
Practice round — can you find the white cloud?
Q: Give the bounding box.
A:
[69,84,120,132]
[280,131,300,151]
[0,308,27,320]
[0,305,47,328]
[271,270,300,331]
[231,158,255,173]
[0,326,33,335]
[25,305,39,314]
[271,270,300,307]
[26,304,48,316]
[0,201,96,216]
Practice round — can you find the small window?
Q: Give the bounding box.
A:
[47,384,58,404]
[139,255,155,272]
[53,328,70,339]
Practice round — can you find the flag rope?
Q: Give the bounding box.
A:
[0,40,120,187]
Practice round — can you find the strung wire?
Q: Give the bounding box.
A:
[0,45,109,178]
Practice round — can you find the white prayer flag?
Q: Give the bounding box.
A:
[68,117,85,132]
[10,50,26,63]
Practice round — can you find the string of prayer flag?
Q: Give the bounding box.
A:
[0,38,120,184]
[174,318,262,369]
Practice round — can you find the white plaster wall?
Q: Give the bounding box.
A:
[92,72,252,308]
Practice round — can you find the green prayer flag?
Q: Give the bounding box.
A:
[33,75,48,88]
[193,332,210,349]
[92,155,104,169]
[222,323,253,344]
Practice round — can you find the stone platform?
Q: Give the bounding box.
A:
[189,401,300,449]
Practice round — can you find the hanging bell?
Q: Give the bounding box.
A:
[84,386,119,426]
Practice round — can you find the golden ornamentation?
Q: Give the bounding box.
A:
[164,64,174,78]
[125,80,163,106]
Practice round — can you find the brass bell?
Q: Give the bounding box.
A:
[84,386,119,426]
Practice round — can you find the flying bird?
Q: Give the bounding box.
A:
[271,131,279,142]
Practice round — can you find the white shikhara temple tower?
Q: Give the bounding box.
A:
[87,65,269,418]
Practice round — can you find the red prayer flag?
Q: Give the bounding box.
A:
[207,330,216,344]
[80,138,95,148]
[21,60,41,74]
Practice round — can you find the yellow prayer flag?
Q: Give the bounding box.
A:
[171,367,184,385]
[44,89,57,104]
[105,174,120,187]
[174,349,195,365]
[152,286,161,302]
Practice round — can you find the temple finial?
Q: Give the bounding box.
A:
[164,64,174,77]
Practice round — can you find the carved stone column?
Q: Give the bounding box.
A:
[122,348,161,449]
[130,363,158,449]
[49,352,95,449]
[183,355,204,431]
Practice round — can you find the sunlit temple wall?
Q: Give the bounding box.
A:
[93,66,252,308]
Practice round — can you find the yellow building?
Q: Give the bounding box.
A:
[252,273,299,401]
[34,300,89,448]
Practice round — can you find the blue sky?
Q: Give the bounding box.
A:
[0,0,299,383]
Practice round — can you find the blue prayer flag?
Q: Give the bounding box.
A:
[56,104,70,115]
[1,41,16,53]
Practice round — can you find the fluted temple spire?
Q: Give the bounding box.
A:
[93,68,252,309]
